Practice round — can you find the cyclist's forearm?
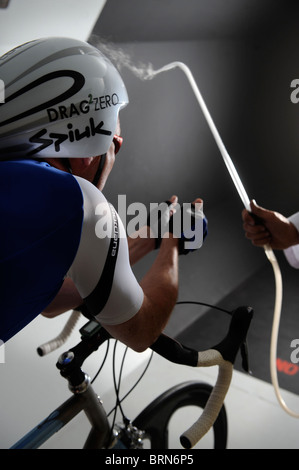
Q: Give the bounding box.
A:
[127,226,155,265]
[103,236,179,352]
[140,235,179,313]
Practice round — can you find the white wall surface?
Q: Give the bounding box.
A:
[0,311,152,449]
[0,0,106,56]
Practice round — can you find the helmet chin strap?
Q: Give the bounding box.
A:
[92,154,106,187]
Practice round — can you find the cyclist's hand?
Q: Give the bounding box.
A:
[148,196,208,254]
[175,198,208,255]
[147,195,178,249]
[242,200,299,250]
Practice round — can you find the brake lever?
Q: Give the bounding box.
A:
[240,340,252,374]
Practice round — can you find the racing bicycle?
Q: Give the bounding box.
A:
[10,303,253,450]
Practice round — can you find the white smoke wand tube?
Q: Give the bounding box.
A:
[146,62,251,211]
[146,61,299,418]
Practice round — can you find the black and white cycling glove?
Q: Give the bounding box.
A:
[147,201,208,255]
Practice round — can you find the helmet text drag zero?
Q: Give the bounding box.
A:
[0,37,128,158]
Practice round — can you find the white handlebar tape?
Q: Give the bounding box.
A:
[180,349,233,449]
[37,310,81,356]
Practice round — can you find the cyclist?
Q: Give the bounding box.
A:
[242,200,299,267]
[0,37,205,352]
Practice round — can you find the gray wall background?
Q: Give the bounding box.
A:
[90,10,299,335]
[101,40,264,335]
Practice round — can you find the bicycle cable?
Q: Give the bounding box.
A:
[91,338,111,384]
[107,340,154,420]
[108,298,231,430]
[106,299,231,427]
[176,300,231,316]
[112,341,128,424]
[116,349,154,407]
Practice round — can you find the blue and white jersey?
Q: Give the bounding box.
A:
[0,159,143,343]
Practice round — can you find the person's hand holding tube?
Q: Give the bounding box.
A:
[242,200,299,250]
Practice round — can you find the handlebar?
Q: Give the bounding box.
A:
[37,310,81,356]
[150,305,253,448]
[38,305,253,449]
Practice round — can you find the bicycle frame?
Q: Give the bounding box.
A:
[11,325,112,450]
[11,380,110,449]
[10,305,253,450]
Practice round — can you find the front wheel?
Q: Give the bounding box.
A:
[132,381,227,449]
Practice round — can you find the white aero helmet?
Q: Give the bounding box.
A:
[0,37,129,158]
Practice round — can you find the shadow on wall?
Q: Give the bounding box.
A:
[103,40,251,210]
[97,40,268,338]
[92,10,299,336]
